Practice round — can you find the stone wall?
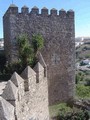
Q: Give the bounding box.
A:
[3,4,75,105]
[0,57,49,120]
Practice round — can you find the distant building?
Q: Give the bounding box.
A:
[75,37,84,47]
[75,41,84,47]
[80,59,90,65]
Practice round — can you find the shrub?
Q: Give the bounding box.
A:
[4,34,44,75]
[57,109,90,120]
[85,78,90,86]
[5,61,24,74]
[17,34,34,67]
[76,84,90,99]
[85,54,90,58]
[83,70,90,75]
[75,72,85,84]
[32,34,44,55]
[17,34,44,67]
[50,103,90,120]
[49,103,72,118]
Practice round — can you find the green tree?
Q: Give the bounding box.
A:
[32,34,44,55]
[17,34,44,67]
[17,34,34,67]
[4,33,44,75]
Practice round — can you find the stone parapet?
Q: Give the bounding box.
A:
[3,4,74,18]
[0,57,49,120]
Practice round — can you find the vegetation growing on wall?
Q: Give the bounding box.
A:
[32,34,44,55]
[17,34,44,68]
[0,34,44,80]
[17,34,34,67]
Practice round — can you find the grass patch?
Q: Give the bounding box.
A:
[49,102,90,119]
[49,103,72,117]
[76,84,90,99]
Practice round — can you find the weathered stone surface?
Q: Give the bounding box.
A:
[34,62,44,72]
[11,72,24,87]
[37,53,47,77]
[38,52,47,67]
[11,72,25,101]
[0,96,15,120]
[1,80,18,106]
[21,66,36,91]
[21,66,36,79]
[34,62,44,83]
[0,62,49,120]
[0,82,7,95]
[3,5,75,105]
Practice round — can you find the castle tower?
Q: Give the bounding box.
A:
[3,5,75,105]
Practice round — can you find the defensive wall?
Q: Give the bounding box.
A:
[0,53,49,120]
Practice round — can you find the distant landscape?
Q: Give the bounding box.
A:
[75,37,90,83]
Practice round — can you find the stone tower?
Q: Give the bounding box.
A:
[3,4,75,105]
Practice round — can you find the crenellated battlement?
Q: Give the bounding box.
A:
[4,4,74,18]
[0,54,49,120]
[21,5,29,14]
[1,62,46,100]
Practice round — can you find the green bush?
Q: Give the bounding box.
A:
[85,54,90,58]
[50,103,90,120]
[75,72,85,84]
[5,61,24,74]
[17,34,44,67]
[76,84,90,99]
[32,34,44,56]
[85,78,90,86]
[57,110,90,120]
[49,103,72,117]
[83,70,90,75]
[17,34,34,67]
[4,34,44,76]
